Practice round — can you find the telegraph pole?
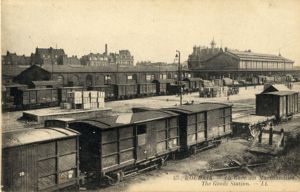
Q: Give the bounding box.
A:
[176,50,182,105]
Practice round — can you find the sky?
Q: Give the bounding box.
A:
[2,0,300,65]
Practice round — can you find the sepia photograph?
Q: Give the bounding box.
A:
[1,0,300,191]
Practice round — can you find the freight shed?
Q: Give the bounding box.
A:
[46,110,180,184]
[256,91,299,119]
[2,128,80,192]
[164,103,232,153]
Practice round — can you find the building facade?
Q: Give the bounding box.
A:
[188,39,223,69]
[80,45,134,66]
[2,51,31,65]
[198,49,294,71]
[31,47,67,65]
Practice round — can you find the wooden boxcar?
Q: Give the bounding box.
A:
[165,103,232,154]
[58,86,84,104]
[2,128,80,192]
[46,110,180,184]
[137,83,156,96]
[88,85,114,100]
[111,83,138,99]
[183,78,203,91]
[256,91,299,119]
[2,84,28,111]
[15,88,59,109]
[152,79,175,95]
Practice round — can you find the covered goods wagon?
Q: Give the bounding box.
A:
[58,86,84,104]
[88,85,114,100]
[165,103,232,154]
[2,128,80,192]
[152,79,175,95]
[111,83,138,99]
[182,78,203,91]
[46,110,180,185]
[137,83,156,96]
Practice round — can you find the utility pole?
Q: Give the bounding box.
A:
[176,50,182,105]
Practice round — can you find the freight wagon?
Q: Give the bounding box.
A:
[182,78,203,92]
[137,83,156,96]
[58,86,84,104]
[88,85,114,101]
[165,103,232,154]
[152,79,175,95]
[2,128,80,192]
[45,110,180,185]
[15,88,59,109]
[111,83,138,99]
[256,91,299,120]
[2,84,28,111]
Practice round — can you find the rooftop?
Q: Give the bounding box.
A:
[164,102,232,114]
[226,49,294,63]
[3,127,79,148]
[70,110,178,129]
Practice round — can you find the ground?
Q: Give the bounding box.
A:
[2,83,300,192]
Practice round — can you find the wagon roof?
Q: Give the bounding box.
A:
[58,86,84,89]
[31,80,61,86]
[71,110,178,129]
[183,77,203,81]
[232,115,275,125]
[262,91,298,96]
[261,84,290,94]
[89,85,110,88]
[2,128,79,148]
[111,83,137,85]
[4,83,28,88]
[165,103,232,114]
[153,79,175,83]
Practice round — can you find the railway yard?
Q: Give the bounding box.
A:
[2,83,300,192]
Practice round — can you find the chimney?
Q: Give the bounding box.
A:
[105,44,108,55]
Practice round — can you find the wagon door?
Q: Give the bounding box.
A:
[136,124,148,161]
[3,146,36,192]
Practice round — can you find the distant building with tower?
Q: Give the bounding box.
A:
[188,39,223,69]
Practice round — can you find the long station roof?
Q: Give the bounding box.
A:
[226,49,294,63]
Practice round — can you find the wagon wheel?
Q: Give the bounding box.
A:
[105,173,121,186]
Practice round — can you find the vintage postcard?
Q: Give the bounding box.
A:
[1,0,300,191]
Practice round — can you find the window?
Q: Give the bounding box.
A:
[160,74,167,80]
[104,75,111,84]
[146,74,154,81]
[137,124,146,135]
[240,61,245,69]
[137,124,147,146]
[127,75,133,80]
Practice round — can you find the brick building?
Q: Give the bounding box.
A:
[188,39,222,69]
[31,47,67,65]
[2,51,31,65]
[81,44,134,66]
[114,50,134,66]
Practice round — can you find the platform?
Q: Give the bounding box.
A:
[22,107,112,123]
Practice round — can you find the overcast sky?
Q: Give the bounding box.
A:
[2,0,300,65]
